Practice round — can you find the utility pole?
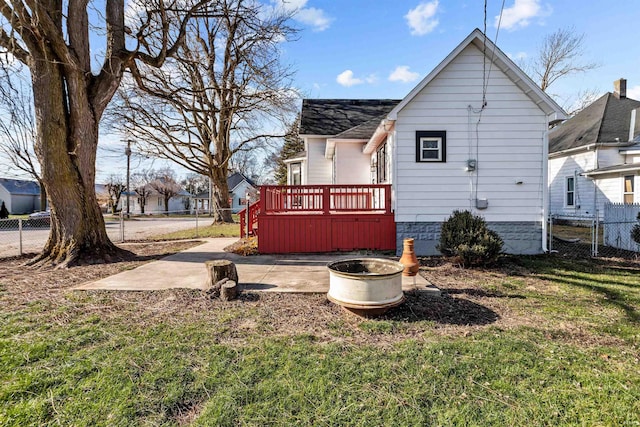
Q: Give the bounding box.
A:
[125,140,132,218]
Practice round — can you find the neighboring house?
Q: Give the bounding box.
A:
[145,189,191,214]
[228,172,258,213]
[548,79,640,219]
[117,188,191,214]
[0,178,41,214]
[193,172,257,213]
[287,28,565,255]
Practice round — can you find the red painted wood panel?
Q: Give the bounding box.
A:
[258,213,395,254]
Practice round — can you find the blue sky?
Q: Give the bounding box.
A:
[94,0,639,181]
[5,0,640,183]
[280,0,640,104]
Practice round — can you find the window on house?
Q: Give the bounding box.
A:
[624,175,635,204]
[290,162,301,185]
[376,143,387,183]
[416,131,446,162]
[566,176,575,206]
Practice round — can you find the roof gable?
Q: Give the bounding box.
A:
[387,28,566,121]
[299,99,401,136]
[227,172,256,191]
[0,178,40,196]
[549,93,640,153]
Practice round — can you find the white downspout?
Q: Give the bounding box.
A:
[542,126,549,252]
[390,130,397,214]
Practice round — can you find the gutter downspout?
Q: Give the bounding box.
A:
[593,146,598,220]
[542,126,549,252]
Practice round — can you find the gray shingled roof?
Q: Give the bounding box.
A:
[549,93,640,153]
[227,172,256,190]
[335,114,388,139]
[193,173,256,198]
[299,99,401,137]
[0,178,40,196]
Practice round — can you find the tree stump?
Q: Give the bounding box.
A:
[205,260,239,299]
[220,280,238,301]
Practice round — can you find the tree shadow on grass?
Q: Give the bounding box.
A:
[384,290,499,326]
[536,273,639,323]
[445,288,526,299]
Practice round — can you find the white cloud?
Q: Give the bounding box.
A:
[497,0,547,30]
[628,85,640,101]
[389,66,420,83]
[273,0,333,32]
[365,74,378,84]
[336,70,363,87]
[275,0,307,12]
[512,51,528,60]
[405,1,440,36]
[295,7,333,31]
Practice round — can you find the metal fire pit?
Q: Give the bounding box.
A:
[327,258,405,316]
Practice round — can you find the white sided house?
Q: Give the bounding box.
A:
[293,28,566,256]
[548,79,640,219]
[0,178,41,214]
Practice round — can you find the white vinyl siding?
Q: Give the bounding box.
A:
[305,138,332,184]
[394,44,548,223]
[334,141,370,184]
[598,146,626,168]
[548,151,599,217]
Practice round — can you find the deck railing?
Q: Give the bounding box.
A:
[260,184,392,214]
[238,199,261,238]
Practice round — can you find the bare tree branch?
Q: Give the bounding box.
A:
[531,27,599,92]
[111,0,299,222]
[0,0,220,266]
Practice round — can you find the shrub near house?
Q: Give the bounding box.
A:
[437,210,503,267]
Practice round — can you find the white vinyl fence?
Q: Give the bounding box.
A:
[603,202,640,252]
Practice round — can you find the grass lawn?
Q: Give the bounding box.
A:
[153,222,240,240]
[1,248,639,426]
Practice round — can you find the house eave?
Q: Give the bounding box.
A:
[301,134,335,139]
[230,180,256,193]
[549,144,596,158]
[550,141,635,158]
[387,28,567,121]
[582,165,640,177]
[324,138,368,159]
[363,120,395,154]
[283,155,306,164]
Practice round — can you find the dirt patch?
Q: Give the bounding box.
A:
[0,245,634,348]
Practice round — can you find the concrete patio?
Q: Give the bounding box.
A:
[74,237,440,295]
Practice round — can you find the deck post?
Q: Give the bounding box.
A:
[385,186,392,214]
[323,186,331,214]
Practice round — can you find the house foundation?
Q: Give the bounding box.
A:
[396,221,543,256]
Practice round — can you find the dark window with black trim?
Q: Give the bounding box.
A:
[376,143,387,183]
[415,131,446,162]
[566,176,575,206]
[290,162,301,185]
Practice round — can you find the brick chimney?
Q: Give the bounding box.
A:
[614,78,627,99]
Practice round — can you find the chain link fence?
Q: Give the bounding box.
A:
[549,206,640,259]
[0,216,51,258]
[0,209,240,259]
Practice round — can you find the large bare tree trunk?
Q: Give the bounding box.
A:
[211,168,233,223]
[28,50,124,267]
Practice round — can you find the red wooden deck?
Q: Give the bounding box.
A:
[240,185,395,254]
